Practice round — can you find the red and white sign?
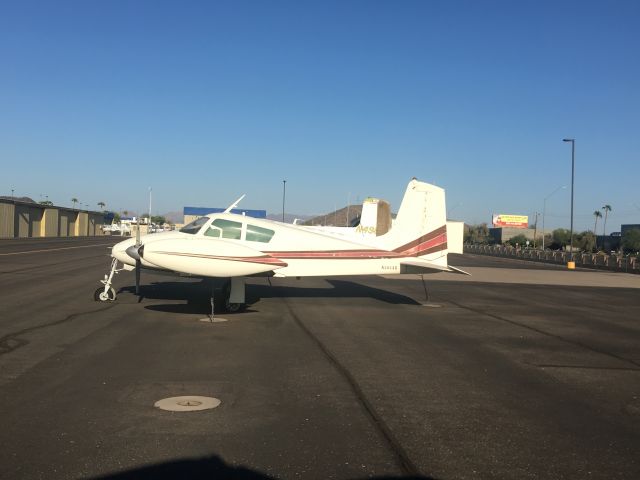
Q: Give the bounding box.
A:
[492,214,528,228]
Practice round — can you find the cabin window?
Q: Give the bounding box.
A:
[246,224,275,243]
[211,219,242,240]
[179,216,209,235]
[204,226,221,238]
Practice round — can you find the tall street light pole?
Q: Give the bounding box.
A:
[282,180,287,223]
[542,185,566,250]
[148,187,152,224]
[563,138,575,261]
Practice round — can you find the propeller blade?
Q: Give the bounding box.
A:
[135,258,141,295]
[135,221,141,247]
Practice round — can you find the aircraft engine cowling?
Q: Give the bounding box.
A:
[140,237,287,277]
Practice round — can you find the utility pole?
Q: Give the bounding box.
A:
[148,187,152,224]
[563,139,576,261]
[533,212,540,248]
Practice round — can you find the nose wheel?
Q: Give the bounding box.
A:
[94,286,116,302]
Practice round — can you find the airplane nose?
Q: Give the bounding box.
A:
[125,245,141,260]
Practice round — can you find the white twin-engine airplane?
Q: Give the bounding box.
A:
[95,178,468,311]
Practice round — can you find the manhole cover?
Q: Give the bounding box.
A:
[154,396,221,412]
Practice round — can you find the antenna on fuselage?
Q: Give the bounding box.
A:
[224,194,246,213]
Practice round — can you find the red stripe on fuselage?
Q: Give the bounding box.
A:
[153,251,289,267]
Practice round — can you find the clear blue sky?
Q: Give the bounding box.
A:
[2,0,639,230]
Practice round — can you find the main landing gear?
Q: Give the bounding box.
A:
[94,257,123,302]
[205,277,246,317]
[203,277,247,321]
[221,277,246,313]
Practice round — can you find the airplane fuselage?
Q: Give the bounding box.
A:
[112,212,448,278]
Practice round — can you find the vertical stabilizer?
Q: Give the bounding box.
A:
[356,198,392,236]
[375,179,448,266]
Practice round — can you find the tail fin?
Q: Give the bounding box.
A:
[356,197,392,236]
[375,179,448,266]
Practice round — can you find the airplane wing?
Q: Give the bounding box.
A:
[400,259,471,275]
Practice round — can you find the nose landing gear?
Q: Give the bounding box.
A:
[94,257,123,302]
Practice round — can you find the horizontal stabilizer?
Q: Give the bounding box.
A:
[447,265,471,276]
[400,259,471,276]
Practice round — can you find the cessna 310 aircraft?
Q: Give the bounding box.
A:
[95,178,467,312]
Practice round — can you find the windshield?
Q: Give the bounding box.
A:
[179,216,209,235]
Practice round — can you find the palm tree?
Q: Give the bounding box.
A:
[71,197,78,209]
[601,205,612,246]
[593,210,602,250]
[98,201,106,210]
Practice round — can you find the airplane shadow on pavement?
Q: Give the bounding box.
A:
[119,278,420,315]
[90,453,435,480]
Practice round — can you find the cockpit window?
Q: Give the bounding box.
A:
[179,216,209,235]
[211,219,242,240]
[246,224,275,243]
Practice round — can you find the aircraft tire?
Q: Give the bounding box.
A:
[94,287,116,302]
[225,302,246,313]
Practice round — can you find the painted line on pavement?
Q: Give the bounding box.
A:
[0,243,114,256]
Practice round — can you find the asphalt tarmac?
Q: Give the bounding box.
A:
[1,238,639,480]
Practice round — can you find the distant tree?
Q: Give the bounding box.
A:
[507,234,529,247]
[113,212,121,223]
[577,231,596,252]
[551,228,571,250]
[71,197,78,209]
[541,232,553,249]
[123,210,129,217]
[98,201,106,210]
[622,228,640,254]
[151,215,166,225]
[593,210,602,249]
[39,200,53,206]
[601,204,612,240]
[465,223,493,244]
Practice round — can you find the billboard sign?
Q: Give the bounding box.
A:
[492,214,528,228]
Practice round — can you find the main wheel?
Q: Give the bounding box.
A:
[94,286,116,302]
[221,279,245,313]
[225,302,246,313]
